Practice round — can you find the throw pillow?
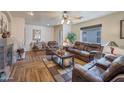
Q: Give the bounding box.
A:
[104,54,117,62]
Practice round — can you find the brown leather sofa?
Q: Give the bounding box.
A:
[72,56,124,82]
[67,41,103,62]
[46,41,59,55]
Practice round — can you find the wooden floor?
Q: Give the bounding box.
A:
[9,51,87,82]
[9,51,55,82]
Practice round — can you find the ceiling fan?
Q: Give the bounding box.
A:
[27,11,34,16]
[61,11,83,24]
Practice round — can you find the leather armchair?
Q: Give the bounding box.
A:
[72,56,124,82]
[46,41,59,55]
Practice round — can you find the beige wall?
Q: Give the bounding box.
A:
[11,17,25,47]
[72,12,124,48]
[54,25,62,41]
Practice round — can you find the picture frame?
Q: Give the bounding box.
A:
[33,29,41,40]
[120,20,124,39]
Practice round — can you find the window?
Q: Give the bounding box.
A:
[80,24,102,43]
[97,31,101,43]
[82,32,87,42]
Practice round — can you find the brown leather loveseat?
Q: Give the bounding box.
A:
[72,56,124,82]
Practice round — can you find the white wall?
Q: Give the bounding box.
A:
[25,24,54,51]
[11,17,25,48]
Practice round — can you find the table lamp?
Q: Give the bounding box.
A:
[106,41,118,54]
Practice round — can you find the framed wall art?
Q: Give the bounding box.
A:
[33,29,41,40]
[120,20,124,39]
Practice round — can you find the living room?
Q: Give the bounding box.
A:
[0,11,124,82]
[1,0,124,93]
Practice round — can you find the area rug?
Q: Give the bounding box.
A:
[42,56,72,82]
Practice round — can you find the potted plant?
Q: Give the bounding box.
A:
[67,32,77,44]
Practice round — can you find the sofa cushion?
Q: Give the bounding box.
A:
[103,56,124,81]
[48,41,58,48]
[87,66,105,81]
[90,50,101,54]
[96,58,111,70]
[80,51,90,55]
[87,46,99,52]
[82,62,96,71]
[79,43,85,50]
[86,44,101,52]
[73,41,81,49]
[74,41,81,46]
[68,48,80,54]
[73,46,80,49]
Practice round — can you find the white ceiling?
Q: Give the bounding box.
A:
[10,11,116,26]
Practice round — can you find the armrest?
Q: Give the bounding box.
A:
[89,50,101,55]
[72,64,103,82]
[95,58,111,70]
[55,46,59,49]
[46,46,51,50]
[95,63,108,70]
[68,46,74,49]
[110,74,124,82]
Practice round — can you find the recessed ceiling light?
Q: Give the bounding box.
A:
[47,24,50,26]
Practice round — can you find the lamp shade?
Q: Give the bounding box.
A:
[106,41,118,47]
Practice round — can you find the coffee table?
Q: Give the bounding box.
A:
[51,51,75,68]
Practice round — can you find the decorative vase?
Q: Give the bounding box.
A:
[2,32,7,38]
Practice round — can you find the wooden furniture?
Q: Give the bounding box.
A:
[52,51,75,68]
[16,48,24,60]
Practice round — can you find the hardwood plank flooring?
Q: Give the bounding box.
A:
[9,51,55,82]
[9,51,87,82]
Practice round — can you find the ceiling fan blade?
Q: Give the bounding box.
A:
[72,16,84,19]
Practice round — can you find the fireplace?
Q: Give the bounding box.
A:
[0,38,13,70]
[0,46,4,69]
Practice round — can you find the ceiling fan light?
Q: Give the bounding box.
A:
[67,20,71,24]
[61,19,64,24]
[30,12,34,16]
